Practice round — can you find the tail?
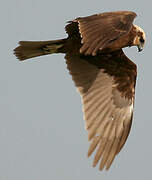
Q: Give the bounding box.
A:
[14,39,66,61]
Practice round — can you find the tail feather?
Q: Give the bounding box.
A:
[14,39,66,61]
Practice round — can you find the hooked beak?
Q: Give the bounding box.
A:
[137,42,144,52]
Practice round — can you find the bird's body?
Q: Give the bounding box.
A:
[14,11,145,170]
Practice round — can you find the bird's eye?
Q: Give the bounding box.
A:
[140,38,145,43]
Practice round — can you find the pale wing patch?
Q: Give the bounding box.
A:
[78,70,133,170]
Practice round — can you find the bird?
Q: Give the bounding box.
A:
[14,11,146,171]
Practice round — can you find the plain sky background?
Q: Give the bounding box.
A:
[1,0,151,179]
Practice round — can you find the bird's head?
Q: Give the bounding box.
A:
[133,24,146,52]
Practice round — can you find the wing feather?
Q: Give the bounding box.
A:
[65,50,136,170]
[65,11,136,55]
[93,138,107,167]
[106,138,120,170]
[99,140,114,170]
[88,136,100,157]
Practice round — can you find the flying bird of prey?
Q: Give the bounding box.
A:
[14,11,146,170]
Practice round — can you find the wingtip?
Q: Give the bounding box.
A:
[87,151,91,158]
[92,160,98,168]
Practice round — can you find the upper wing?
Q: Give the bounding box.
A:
[65,11,136,56]
[65,50,137,170]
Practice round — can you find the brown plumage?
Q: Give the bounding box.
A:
[14,11,146,170]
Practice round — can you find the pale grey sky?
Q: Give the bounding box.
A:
[1,0,151,179]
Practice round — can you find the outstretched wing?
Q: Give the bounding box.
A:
[65,11,136,56]
[65,50,137,170]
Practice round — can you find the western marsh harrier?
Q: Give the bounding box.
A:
[14,11,146,170]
